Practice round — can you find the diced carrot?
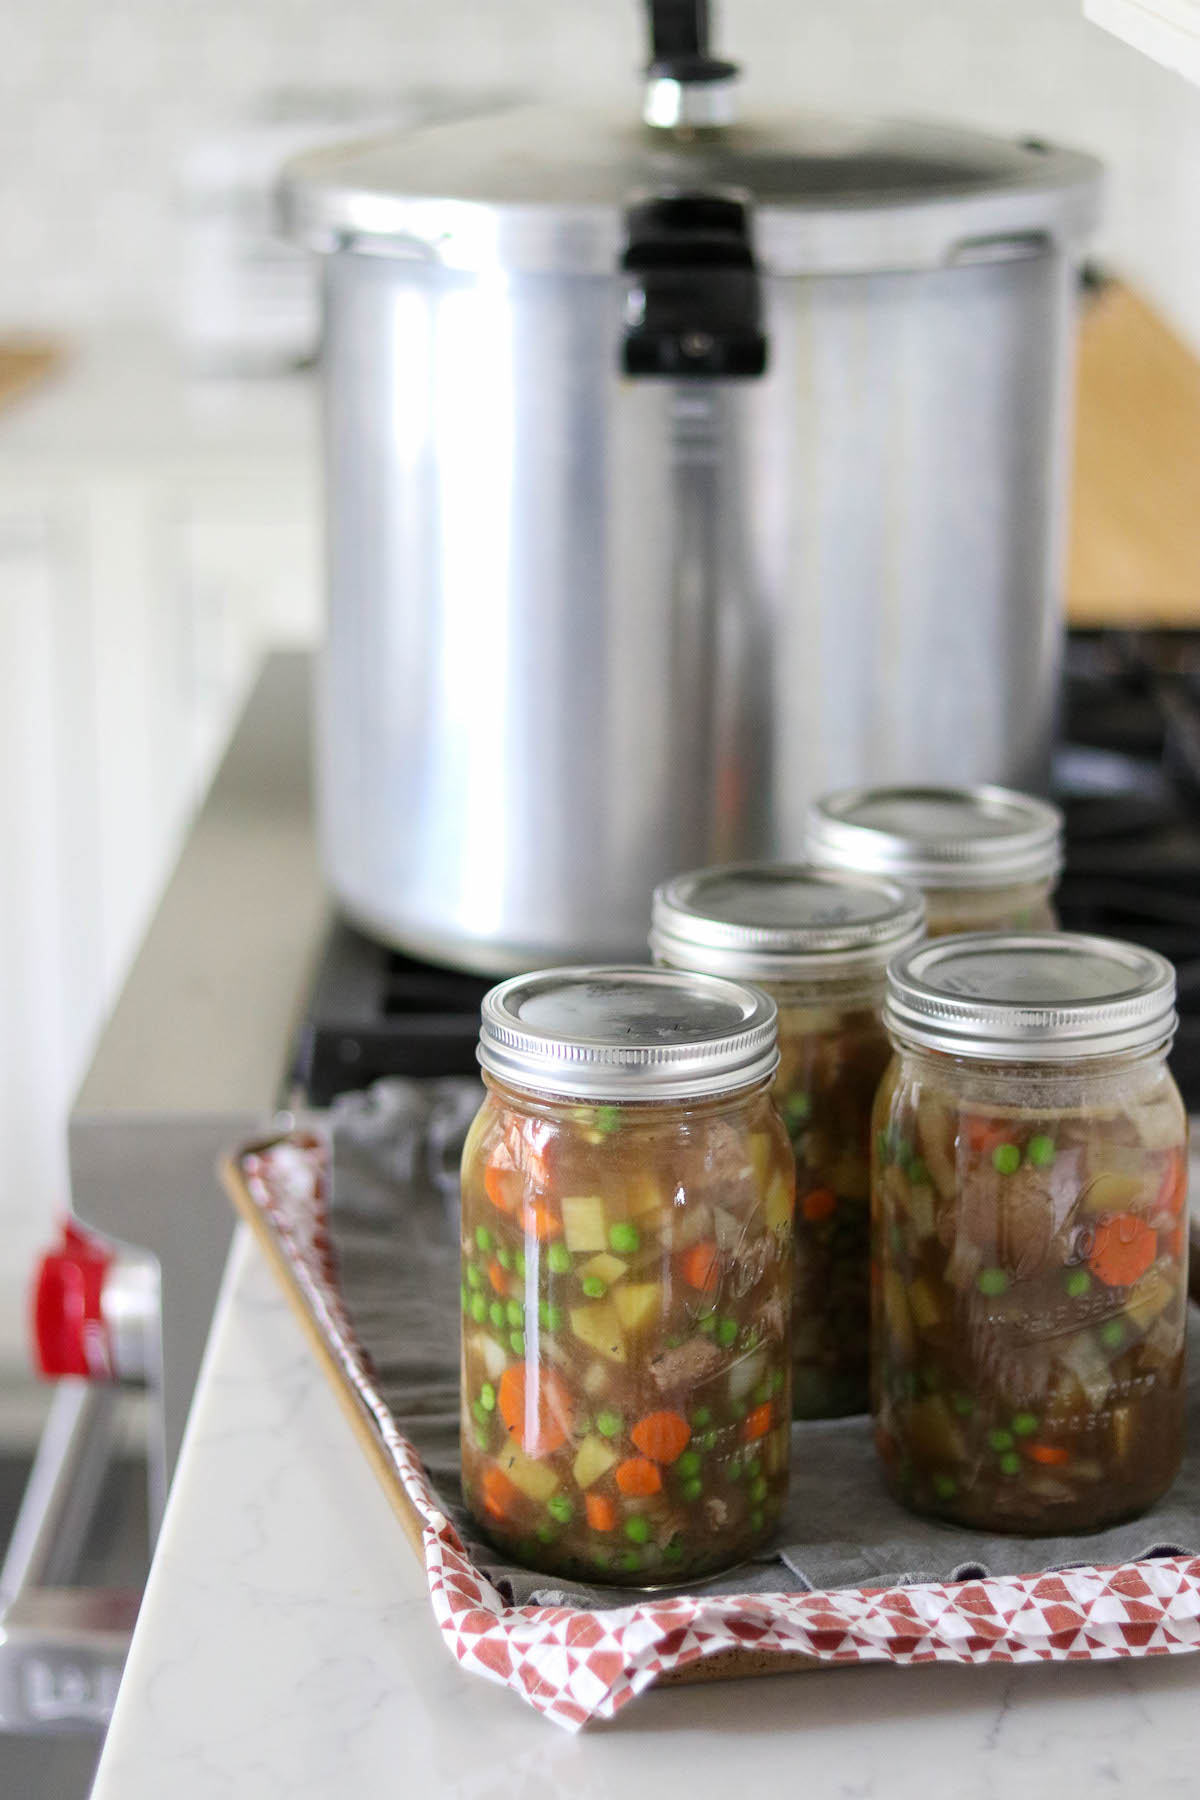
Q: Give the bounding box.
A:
[614,1457,662,1497]
[965,1118,1013,1155]
[484,1163,520,1214]
[679,1241,720,1293]
[742,1403,772,1443]
[496,1364,571,1457]
[1157,1152,1188,1217]
[585,1493,617,1532]
[630,1411,692,1464]
[487,1259,508,1295]
[481,1464,521,1522]
[1087,1212,1156,1288]
[522,1199,563,1242]
[1026,1443,1070,1467]
[801,1188,836,1224]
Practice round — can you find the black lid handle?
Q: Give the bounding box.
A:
[644,0,738,85]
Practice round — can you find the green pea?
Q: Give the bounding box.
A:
[1065,1269,1091,1299]
[609,1222,640,1256]
[932,1473,958,1501]
[728,1457,744,1481]
[681,1477,703,1503]
[619,1550,642,1573]
[581,1276,608,1299]
[783,1092,811,1132]
[740,1325,762,1351]
[663,1332,683,1350]
[690,1405,712,1428]
[505,1299,524,1327]
[988,1428,1014,1452]
[1026,1135,1056,1168]
[472,1400,490,1427]
[479,1382,496,1413]
[977,1268,1009,1297]
[596,1410,623,1439]
[515,1251,527,1279]
[1100,1319,1125,1352]
[951,1391,975,1418]
[495,1245,513,1270]
[547,1494,573,1524]
[594,1105,622,1135]
[663,1539,685,1565]
[770,1369,785,1396]
[474,1225,493,1253]
[697,1312,718,1335]
[999,1452,1022,1476]
[698,1431,717,1453]
[729,1399,748,1420]
[624,1514,650,1543]
[753,1379,773,1406]
[469,1294,487,1323]
[488,1301,505,1330]
[749,1509,765,1534]
[991,1144,1021,1176]
[749,1475,768,1503]
[744,1457,762,1482]
[676,1450,702,1479]
[1012,1412,1038,1437]
[473,1422,490,1450]
[538,1300,564,1332]
[466,1263,484,1290]
[535,1523,557,1544]
[908,1158,930,1187]
[716,1318,739,1348]
[509,1330,526,1355]
[547,1242,572,1276]
[592,1550,610,1571]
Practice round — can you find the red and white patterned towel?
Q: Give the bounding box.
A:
[237,1136,1200,1732]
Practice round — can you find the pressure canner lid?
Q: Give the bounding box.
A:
[280,105,1102,275]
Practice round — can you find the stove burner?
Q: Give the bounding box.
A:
[295,629,1200,1112]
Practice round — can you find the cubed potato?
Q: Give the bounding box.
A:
[570,1302,626,1362]
[561,1194,608,1253]
[470,1332,509,1382]
[497,1436,560,1502]
[572,1434,618,1489]
[749,1133,773,1190]
[611,1282,661,1336]
[764,1171,794,1232]
[907,1276,942,1333]
[625,1173,667,1221]
[1125,1264,1176,1332]
[581,1252,628,1285]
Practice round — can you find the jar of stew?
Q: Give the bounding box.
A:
[460,966,795,1585]
[805,785,1063,936]
[651,865,925,1419]
[873,931,1187,1534]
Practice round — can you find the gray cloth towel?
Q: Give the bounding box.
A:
[327,1077,1198,1609]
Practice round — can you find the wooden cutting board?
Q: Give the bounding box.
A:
[1068,282,1200,624]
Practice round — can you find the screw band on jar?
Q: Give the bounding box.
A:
[805,784,1064,892]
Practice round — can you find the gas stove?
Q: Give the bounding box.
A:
[296,628,1200,1111]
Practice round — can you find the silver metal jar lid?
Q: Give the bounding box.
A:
[805,784,1064,890]
[477,965,778,1101]
[884,932,1177,1061]
[650,864,925,980]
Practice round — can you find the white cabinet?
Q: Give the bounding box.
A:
[0,343,320,1368]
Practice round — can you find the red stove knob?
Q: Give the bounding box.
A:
[33,1223,115,1379]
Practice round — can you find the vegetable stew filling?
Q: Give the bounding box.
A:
[774,997,892,1418]
[871,1055,1188,1533]
[460,1083,795,1584]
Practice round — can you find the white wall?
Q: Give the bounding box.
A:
[2,0,1200,345]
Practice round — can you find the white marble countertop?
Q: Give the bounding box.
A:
[92,1224,1200,1799]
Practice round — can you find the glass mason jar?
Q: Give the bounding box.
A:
[805,784,1063,937]
[651,865,925,1419]
[460,966,795,1586]
[872,932,1187,1534]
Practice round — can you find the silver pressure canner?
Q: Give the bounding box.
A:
[282,0,1101,976]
